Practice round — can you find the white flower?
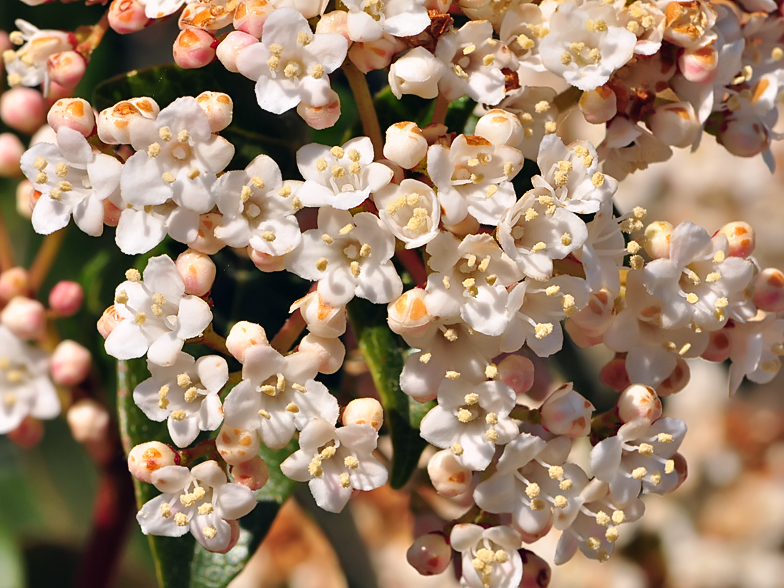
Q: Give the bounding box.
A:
[111,201,173,256]
[138,0,191,19]
[5,20,74,89]
[499,2,556,72]
[450,524,523,588]
[136,460,256,552]
[661,0,717,50]
[280,418,388,512]
[133,352,227,448]
[575,203,626,296]
[496,87,559,160]
[104,255,213,367]
[621,0,665,56]
[373,179,440,249]
[388,47,446,100]
[342,0,430,42]
[598,116,672,180]
[722,312,784,395]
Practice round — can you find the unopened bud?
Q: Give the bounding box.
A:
[173,28,218,69]
[108,0,152,34]
[0,267,30,303]
[442,212,480,237]
[51,340,92,386]
[540,383,593,437]
[67,398,110,443]
[475,109,524,148]
[646,102,700,148]
[716,221,755,258]
[248,247,286,272]
[47,51,87,89]
[0,133,24,178]
[315,10,351,40]
[297,90,342,130]
[752,268,784,312]
[406,533,451,576]
[427,448,472,497]
[97,304,123,339]
[207,519,241,554]
[175,249,216,297]
[226,321,268,363]
[644,221,673,259]
[47,98,95,137]
[298,333,346,374]
[617,384,662,424]
[104,198,122,227]
[216,425,260,465]
[49,280,84,317]
[349,35,401,73]
[678,46,718,84]
[293,291,347,338]
[389,47,445,100]
[568,289,615,336]
[0,87,47,134]
[387,288,433,337]
[189,212,226,255]
[7,416,44,449]
[497,354,535,395]
[179,2,234,31]
[127,441,179,483]
[383,121,428,169]
[657,356,689,397]
[231,455,270,491]
[599,356,631,392]
[98,101,145,144]
[670,452,688,491]
[216,31,258,73]
[701,329,731,363]
[579,86,617,125]
[16,180,35,220]
[1,296,46,340]
[718,116,769,158]
[342,397,384,430]
[129,97,159,119]
[519,548,552,588]
[196,91,233,132]
[233,0,273,38]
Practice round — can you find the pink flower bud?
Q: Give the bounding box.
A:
[127,441,179,483]
[342,397,384,430]
[716,221,755,258]
[427,448,472,497]
[196,91,233,132]
[643,221,673,259]
[179,2,234,31]
[349,36,400,73]
[189,212,226,255]
[298,333,346,374]
[45,82,72,105]
[97,304,123,339]
[567,289,614,337]
[50,340,91,386]
[657,356,689,397]
[0,133,24,178]
[248,247,286,272]
[292,291,347,338]
[383,121,428,169]
[617,384,661,424]
[701,329,731,363]
[47,51,87,89]
[497,354,535,395]
[16,180,35,220]
[646,102,700,148]
[678,46,718,83]
[66,398,110,443]
[173,28,218,69]
[387,288,433,337]
[297,90,342,130]
[226,321,268,363]
[0,267,30,303]
[752,268,784,312]
[233,0,273,37]
[0,87,47,134]
[519,549,551,588]
[175,249,216,297]
[718,117,769,158]
[216,425,260,465]
[210,519,241,554]
[108,0,152,34]
[539,383,593,437]
[103,198,122,227]
[46,98,95,137]
[7,416,44,449]
[406,533,451,576]
[216,31,258,73]
[518,516,553,544]
[475,109,524,148]
[316,10,351,39]
[49,280,84,317]
[599,356,631,392]
[670,452,688,492]
[578,86,617,124]
[231,455,270,490]
[1,296,46,340]
[442,212,480,237]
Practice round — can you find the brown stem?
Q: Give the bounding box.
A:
[394,248,428,287]
[0,205,16,273]
[430,94,450,126]
[343,60,384,155]
[191,324,229,355]
[270,309,307,354]
[28,228,67,294]
[75,10,111,59]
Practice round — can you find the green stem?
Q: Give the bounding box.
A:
[29,228,67,294]
[343,60,383,155]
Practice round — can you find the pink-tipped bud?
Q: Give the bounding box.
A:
[387,288,433,337]
[617,384,662,424]
[216,425,260,465]
[342,397,384,430]
[66,398,110,443]
[297,90,342,130]
[497,354,535,395]
[45,82,72,105]
[0,87,47,134]
[48,280,84,317]
[175,249,216,297]
[567,289,615,337]
[128,441,179,483]
[657,356,689,397]
[226,321,268,363]
[678,46,718,83]
[519,549,551,588]
[383,121,428,169]
[716,221,755,258]
[47,51,87,89]
[315,10,351,40]
[646,101,700,148]
[579,86,617,124]
[216,31,258,73]
[173,28,218,69]
[752,268,784,312]
[189,212,226,255]
[539,383,594,437]
[231,455,270,490]
[1,296,46,340]
[0,267,30,303]
[196,91,233,132]
[51,340,92,386]
[718,117,769,158]
[97,304,123,339]
[644,221,673,259]
[701,329,731,363]
[8,416,44,449]
[427,449,472,497]
[599,356,631,392]
[349,36,400,73]
[47,98,95,137]
[108,0,152,34]
[406,533,452,576]
[248,247,286,272]
[16,180,35,220]
[233,0,273,37]
[475,109,524,148]
[0,133,24,178]
[298,333,346,374]
[292,291,346,338]
[103,198,122,227]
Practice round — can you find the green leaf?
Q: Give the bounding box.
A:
[347,299,428,489]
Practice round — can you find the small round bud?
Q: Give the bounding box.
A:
[387,288,433,337]
[179,2,234,31]
[442,212,480,237]
[127,441,179,483]
[1,296,46,340]
[208,519,241,554]
[617,384,662,424]
[519,549,551,588]
[231,456,270,491]
[7,416,44,449]
[752,268,784,312]
[30,124,57,146]
[497,354,535,395]
[406,533,451,576]
[103,198,122,227]
[0,87,47,134]
[643,221,673,259]
[46,98,95,137]
[342,397,384,430]
[716,221,754,258]
[293,291,346,338]
[427,449,472,497]
[216,31,258,73]
[226,321,268,363]
[67,398,110,443]
[349,36,401,73]
[233,0,273,37]
[315,10,351,41]
[599,356,631,392]
[656,356,689,397]
[189,212,226,255]
[678,46,718,84]
[216,425,260,465]
[97,304,123,339]
[718,117,769,158]
[47,51,87,89]
[48,280,84,317]
[175,249,216,297]
[540,383,594,437]
[173,28,218,69]
[0,267,30,303]
[98,100,148,144]
[646,102,700,148]
[16,180,35,220]
[389,47,445,100]
[297,90,342,130]
[383,121,428,169]
[475,109,524,148]
[196,91,233,132]
[108,0,151,34]
[670,452,688,492]
[567,289,615,337]
[0,132,24,178]
[701,329,731,363]
[298,333,346,374]
[248,247,287,272]
[578,86,617,124]
[50,340,92,386]
[46,82,72,104]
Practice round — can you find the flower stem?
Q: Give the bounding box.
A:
[430,94,450,126]
[343,60,384,155]
[0,205,16,273]
[395,248,428,287]
[270,308,307,354]
[192,324,229,355]
[29,228,67,294]
[76,10,111,59]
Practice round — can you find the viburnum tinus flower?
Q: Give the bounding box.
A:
[450,524,523,588]
[341,0,430,42]
[373,178,440,249]
[104,255,213,367]
[4,19,75,88]
[136,460,256,552]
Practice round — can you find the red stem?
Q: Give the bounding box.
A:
[395,249,428,287]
